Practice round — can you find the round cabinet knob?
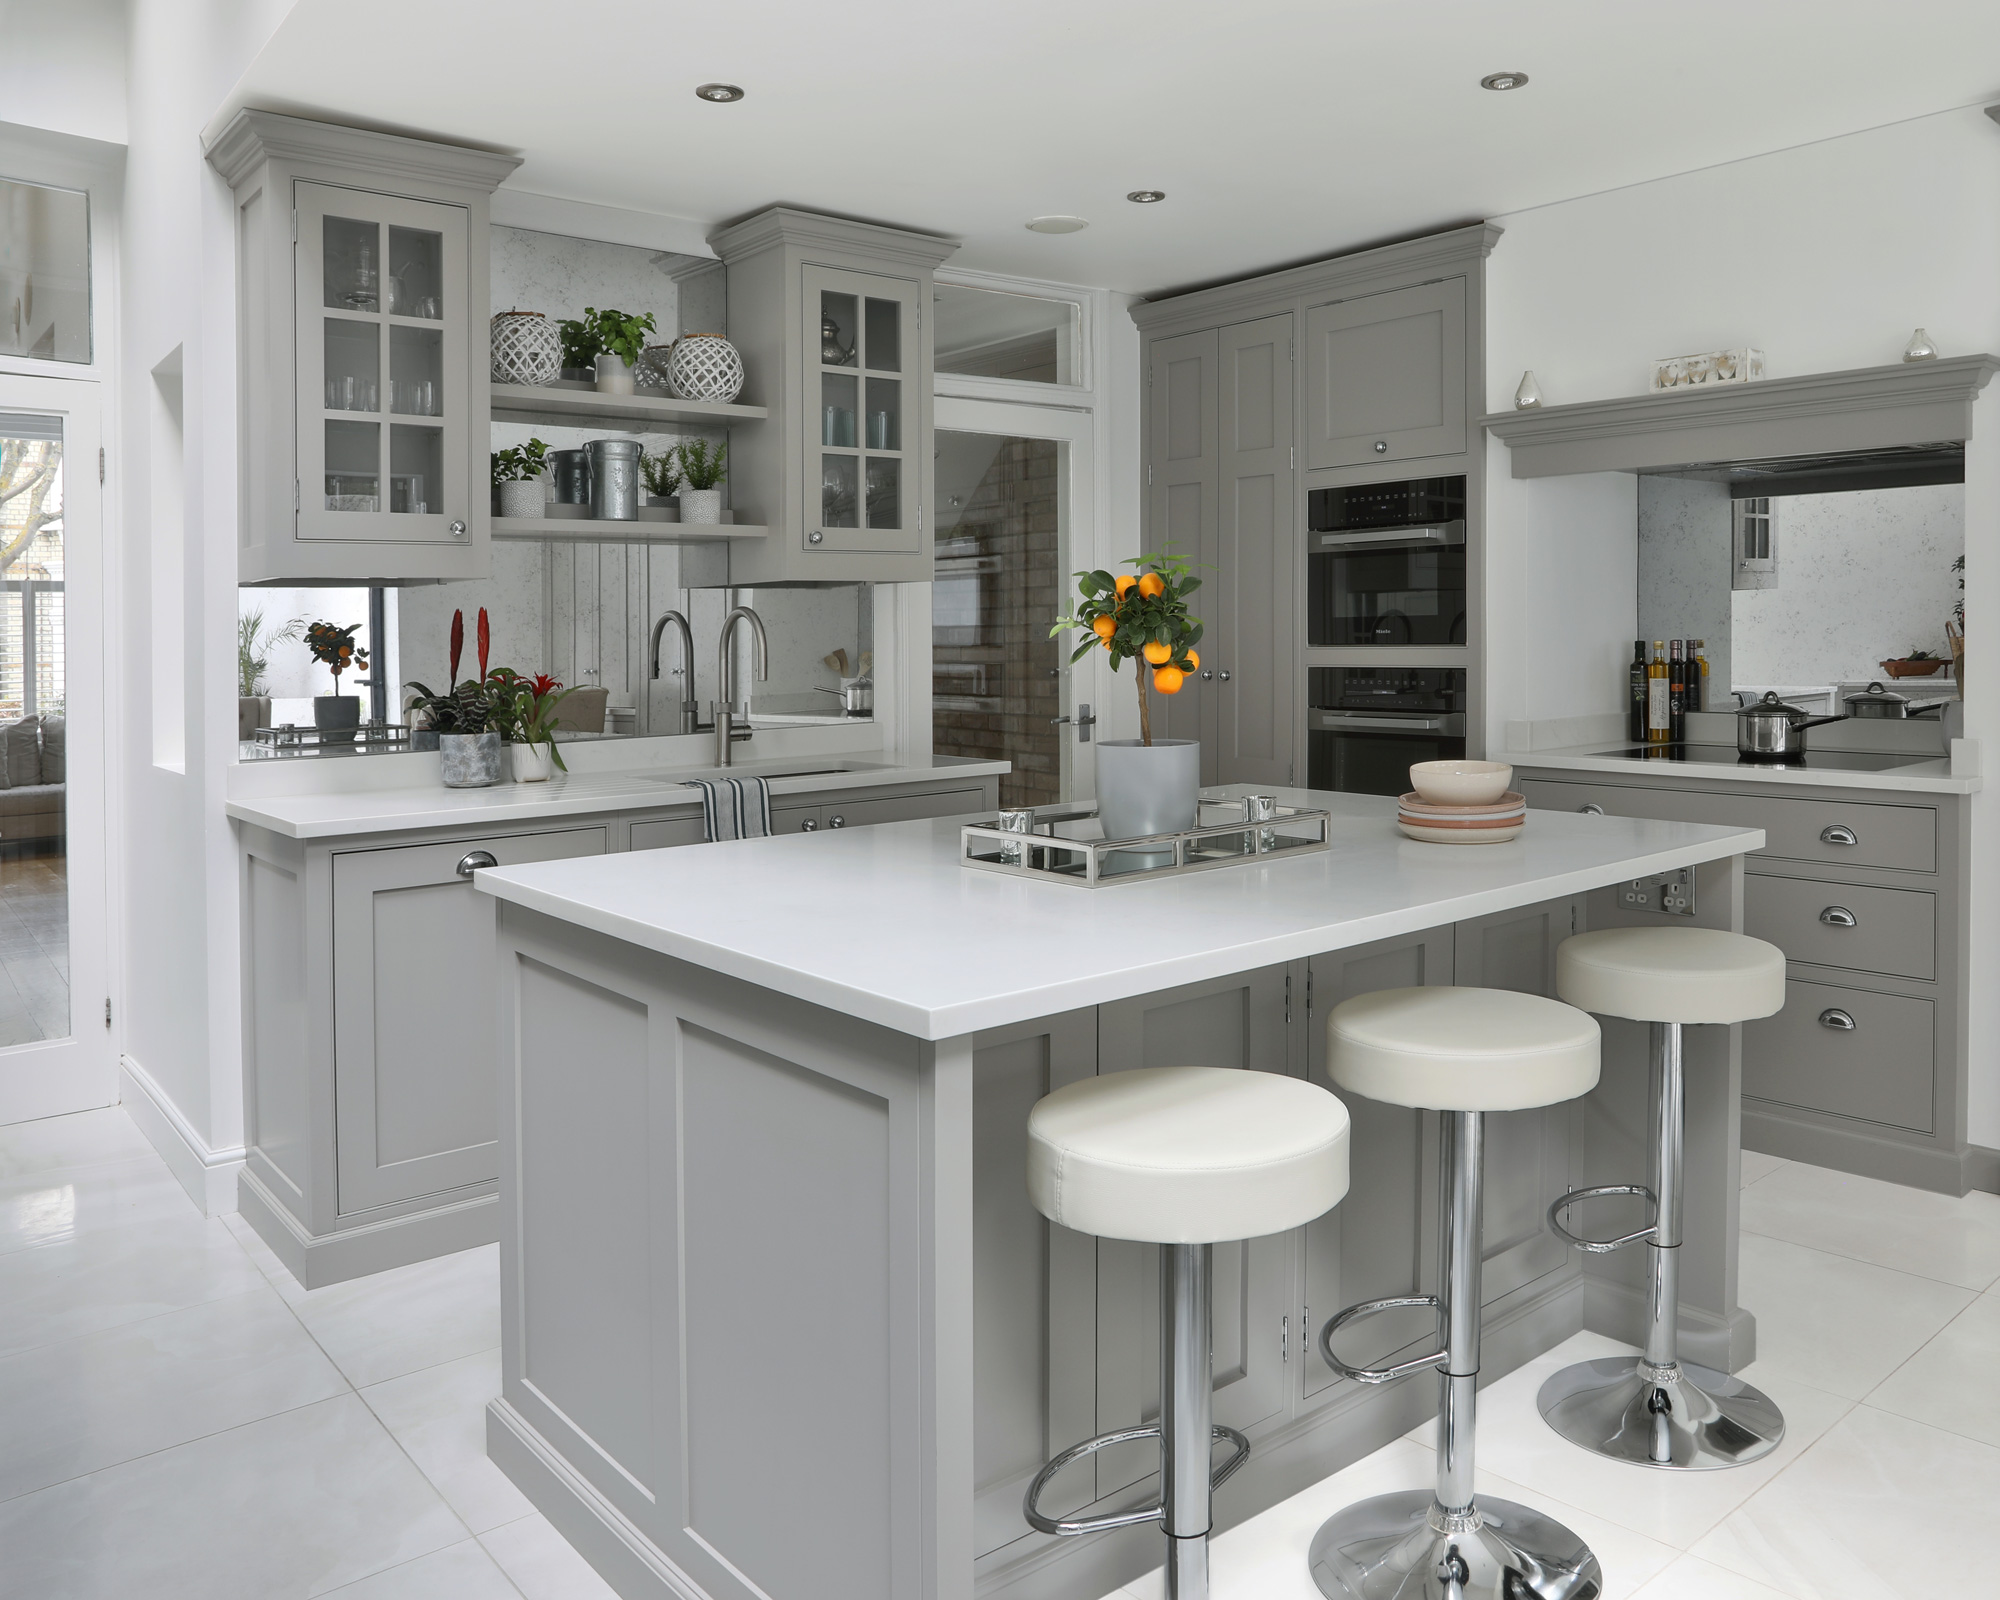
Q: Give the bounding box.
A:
[1819,906,1858,927]
[1218,669,1232,682]
[450,520,468,539]
[1820,824,1859,846]
[809,530,825,544]
[1819,1008,1857,1031]
[1373,440,1389,454]
[828,815,846,829]
[1579,803,1606,816]
[456,850,497,878]
[800,818,819,831]
[1201,669,1214,681]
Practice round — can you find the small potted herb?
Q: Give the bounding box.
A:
[492,438,550,518]
[488,669,574,782]
[558,307,658,396]
[677,438,727,524]
[404,608,506,786]
[641,448,682,518]
[237,607,300,740]
[304,620,370,745]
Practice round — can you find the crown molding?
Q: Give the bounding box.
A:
[205,108,520,195]
[1482,355,2000,478]
[709,204,959,272]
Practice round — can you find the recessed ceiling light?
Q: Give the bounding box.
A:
[1026,216,1089,234]
[695,82,745,103]
[1480,71,1529,91]
[1127,190,1166,204]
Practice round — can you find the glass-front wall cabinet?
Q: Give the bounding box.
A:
[806,264,919,554]
[296,183,468,545]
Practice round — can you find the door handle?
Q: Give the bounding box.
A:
[1819,906,1858,927]
[456,850,497,878]
[1820,825,1859,846]
[1819,1008,1857,1031]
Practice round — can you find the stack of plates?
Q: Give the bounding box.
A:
[1397,791,1527,845]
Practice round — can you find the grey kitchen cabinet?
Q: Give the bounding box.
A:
[331,828,607,1214]
[1519,770,1974,1194]
[1303,278,1467,470]
[696,207,958,586]
[626,815,706,852]
[207,109,517,585]
[1142,328,1214,753]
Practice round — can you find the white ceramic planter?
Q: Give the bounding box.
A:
[593,353,636,395]
[497,480,544,518]
[1095,738,1200,851]
[680,487,722,524]
[512,741,556,783]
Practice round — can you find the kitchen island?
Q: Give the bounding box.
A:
[473,787,1764,1600]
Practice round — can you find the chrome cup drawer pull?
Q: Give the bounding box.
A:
[1819,906,1858,927]
[1819,1008,1857,1031]
[1820,825,1859,846]
[456,850,497,878]
[1579,803,1606,816]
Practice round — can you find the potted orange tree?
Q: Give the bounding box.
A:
[1054,551,1203,842]
[305,619,369,746]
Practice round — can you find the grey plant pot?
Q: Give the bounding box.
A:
[1095,738,1200,863]
[314,694,361,746]
[410,728,440,753]
[439,731,504,788]
[238,696,271,741]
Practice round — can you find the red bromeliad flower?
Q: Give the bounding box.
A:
[448,610,464,684]
[477,608,491,678]
[529,674,563,702]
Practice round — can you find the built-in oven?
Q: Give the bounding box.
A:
[1307,475,1467,646]
[1307,667,1467,795]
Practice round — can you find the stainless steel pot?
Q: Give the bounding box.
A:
[813,675,874,717]
[1843,680,1922,719]
[1736,691,1844,756]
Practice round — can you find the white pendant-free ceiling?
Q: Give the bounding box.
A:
[221,0,2000,295]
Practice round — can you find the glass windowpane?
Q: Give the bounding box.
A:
[821,454,859,528]
[386,225,443,320]
[820,372,857,447]
[865,458,900,529]
[323,216,382,312]
[389,325,443,416]
[863,298,900,372]
[390,426,441,514]
[933,284,1078,385]
[324,319,380,412]
[865,377,900,451]
[0,177,90,362]
[325,420,380,511]
[820,291,857,368]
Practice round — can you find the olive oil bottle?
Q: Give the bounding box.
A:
[1628,641,1648,742]
[1647,641,1670,744]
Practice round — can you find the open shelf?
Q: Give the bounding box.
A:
[488,381,767,430]
[490,516,766,544]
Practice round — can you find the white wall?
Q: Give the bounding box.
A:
[1483,104,2000,1150]
[0,0,128,146]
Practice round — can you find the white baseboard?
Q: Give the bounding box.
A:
[119,1054,244,1217]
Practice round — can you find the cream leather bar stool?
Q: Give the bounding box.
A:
[1310,987,1603,1600]
[1025,1067,1352,1600]
[1539,925,1787,1469]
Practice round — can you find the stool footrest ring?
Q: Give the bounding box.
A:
[1023,1422,1251,1536]
[1319,1295,1444,1384]
[1548,1184,1658,1253]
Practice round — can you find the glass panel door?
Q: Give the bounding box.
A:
[295,183,468,545]
[805,265,918,554]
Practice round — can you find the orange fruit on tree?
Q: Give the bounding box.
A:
[1091,615,1117,640]
[1137,572,1165,598]
[1114,574,1137,597]
[1152,665,1186,694]
[1142,641,1172,665]
[1183,648,1200,671]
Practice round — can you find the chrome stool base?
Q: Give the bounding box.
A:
[1536,1355,1784,1470]
[1309,1490,1603,1600]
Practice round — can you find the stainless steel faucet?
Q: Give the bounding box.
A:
[714,606,768,766]
[646,609,700,735]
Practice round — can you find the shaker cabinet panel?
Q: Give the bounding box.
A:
[802,264,922,556]
[331,826,607,1214]
[1146,330,1217,754]
[1304,278,1465,470]
[1744,979,1936,1135]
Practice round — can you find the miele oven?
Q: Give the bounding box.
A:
[1307,667,1467,796]
[1307,475,1467,647]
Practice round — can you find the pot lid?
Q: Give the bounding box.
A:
[1735,690,1817,725]
[1843,680,1912,707]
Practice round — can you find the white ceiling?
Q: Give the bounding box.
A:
[221,0,2000,297]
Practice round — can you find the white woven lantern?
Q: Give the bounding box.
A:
[635,344,677,393]
[666,334,746,403]
[489,311,560,386]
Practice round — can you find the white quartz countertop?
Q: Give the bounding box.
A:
[473,786,1764,1040]
[225,756,1010,839]
[1506,744,1978,794]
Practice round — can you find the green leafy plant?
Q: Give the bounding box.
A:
[405,608,495,734]
[1051,551,1204,746]
[491,438,549,487]
[304,620,369,693]
[559,307,657,370]
[641,448,683,498]
[237,608,302,697]
[1902,648,1939,661]
[485,668,575,771]
[1953,554,1965,627]
[677,438,728,490]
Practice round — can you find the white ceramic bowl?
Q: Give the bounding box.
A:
[1408,759,1514,807]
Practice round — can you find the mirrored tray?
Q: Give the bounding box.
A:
[961,796,1331,887]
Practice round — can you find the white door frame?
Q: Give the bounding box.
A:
[926,395,1102,801]
[0,374,112,1123]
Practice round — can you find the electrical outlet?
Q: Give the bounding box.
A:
[1618,869,1696,916]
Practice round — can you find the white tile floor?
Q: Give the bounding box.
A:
[1,1107,1997,1599]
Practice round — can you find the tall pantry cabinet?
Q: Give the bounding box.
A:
[1130,225,1499,785]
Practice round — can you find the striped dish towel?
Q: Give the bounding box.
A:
[692,776,773,841]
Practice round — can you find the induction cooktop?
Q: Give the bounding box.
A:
[1588,744,1936,773]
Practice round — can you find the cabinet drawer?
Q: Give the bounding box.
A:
[628,815,704,852]
[1743,979,1935,1134]
[1520,779,1937,873]
[1304,278,1466,469]
[1746,875,1936,980]
[821,788,985,829]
